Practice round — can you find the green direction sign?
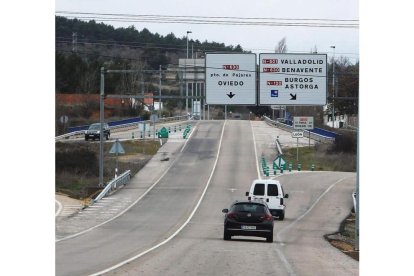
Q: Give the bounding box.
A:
[273,156,286,169]
[109,139,125,154]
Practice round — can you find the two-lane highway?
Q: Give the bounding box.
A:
[56,120,358,275]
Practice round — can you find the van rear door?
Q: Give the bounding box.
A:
[252,183,265,201]
[267,183,282,209]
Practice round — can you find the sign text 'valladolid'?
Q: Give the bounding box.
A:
[259,53,327,105]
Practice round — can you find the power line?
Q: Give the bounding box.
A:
[55,12,358,28]
[56,36,359,58]
[57,11,359,23]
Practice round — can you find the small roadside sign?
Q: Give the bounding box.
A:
[293,116,314,130]
[273,156,286,169]
[150,114,159,123]
[60,115,69,124]
[109,139,125,154]
[292,131,304,138]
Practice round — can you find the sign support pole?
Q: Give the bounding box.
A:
[115,149,118,178]
[296,138,299,161]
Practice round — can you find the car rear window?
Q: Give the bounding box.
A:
[232,203,266,213]
[268,184,279,196]
[253,183,265,196]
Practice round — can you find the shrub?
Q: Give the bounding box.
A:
[56,143,99,176]
[329,131,357,154]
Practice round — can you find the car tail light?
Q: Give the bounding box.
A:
[227,212,237,219]
[263,214,273,221]
[280,198,284,205]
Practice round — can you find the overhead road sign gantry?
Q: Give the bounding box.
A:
[205,53,256,105]
[259,53,327,105]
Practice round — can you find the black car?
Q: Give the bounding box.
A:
[222,200,274,242]
[84,123,110,141]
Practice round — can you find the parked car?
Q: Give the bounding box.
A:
[222,199,274,242]
[84,123,110,141]
[246,179,289,220]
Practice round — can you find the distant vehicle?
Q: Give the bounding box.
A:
[222,199,274,242]
[84,123,110,141]
[246,179,289,220]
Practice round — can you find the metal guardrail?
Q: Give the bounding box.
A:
[352,192,357,212]
[263,116,335,144]
[93,170,131,203]
[275,138,283,155]
[55,115,190,141]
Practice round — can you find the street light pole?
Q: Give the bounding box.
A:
[186,31,192,116]
[99,67,105,187]
[159,64,162,117]
[330,46,336,128]
[186,31,191,59]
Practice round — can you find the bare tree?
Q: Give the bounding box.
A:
[79,68,98,93]
[275,37,287,53]
[310,45,318,54]
[116,60,146,112]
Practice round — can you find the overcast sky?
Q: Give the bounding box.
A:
[55,0,359,64]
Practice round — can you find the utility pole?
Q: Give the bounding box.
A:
[99,67,105,187]
[355,88,360,251]
[72,32,77,53]
[159,65,162,117]
[330,46,336,128]
[186,31,192,116]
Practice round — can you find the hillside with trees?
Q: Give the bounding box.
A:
[56,16,245,94]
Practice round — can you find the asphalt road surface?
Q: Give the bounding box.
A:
[56,120,358,276]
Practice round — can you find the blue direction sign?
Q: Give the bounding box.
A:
[259,53,327,105]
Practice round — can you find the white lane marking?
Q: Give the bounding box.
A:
[274,247,296,276]
[55,199,63,217]
[250,121,262,180]
[180,123,197,153]
[56,139,188,243]
[275,176,353,276]
[89,121,227,276]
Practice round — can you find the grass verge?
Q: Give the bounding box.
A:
[56,139,161,200]
[282,144,356,172]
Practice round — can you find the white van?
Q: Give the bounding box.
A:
[245,179,289,220]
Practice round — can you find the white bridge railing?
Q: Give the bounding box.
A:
[93,170,131,203]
